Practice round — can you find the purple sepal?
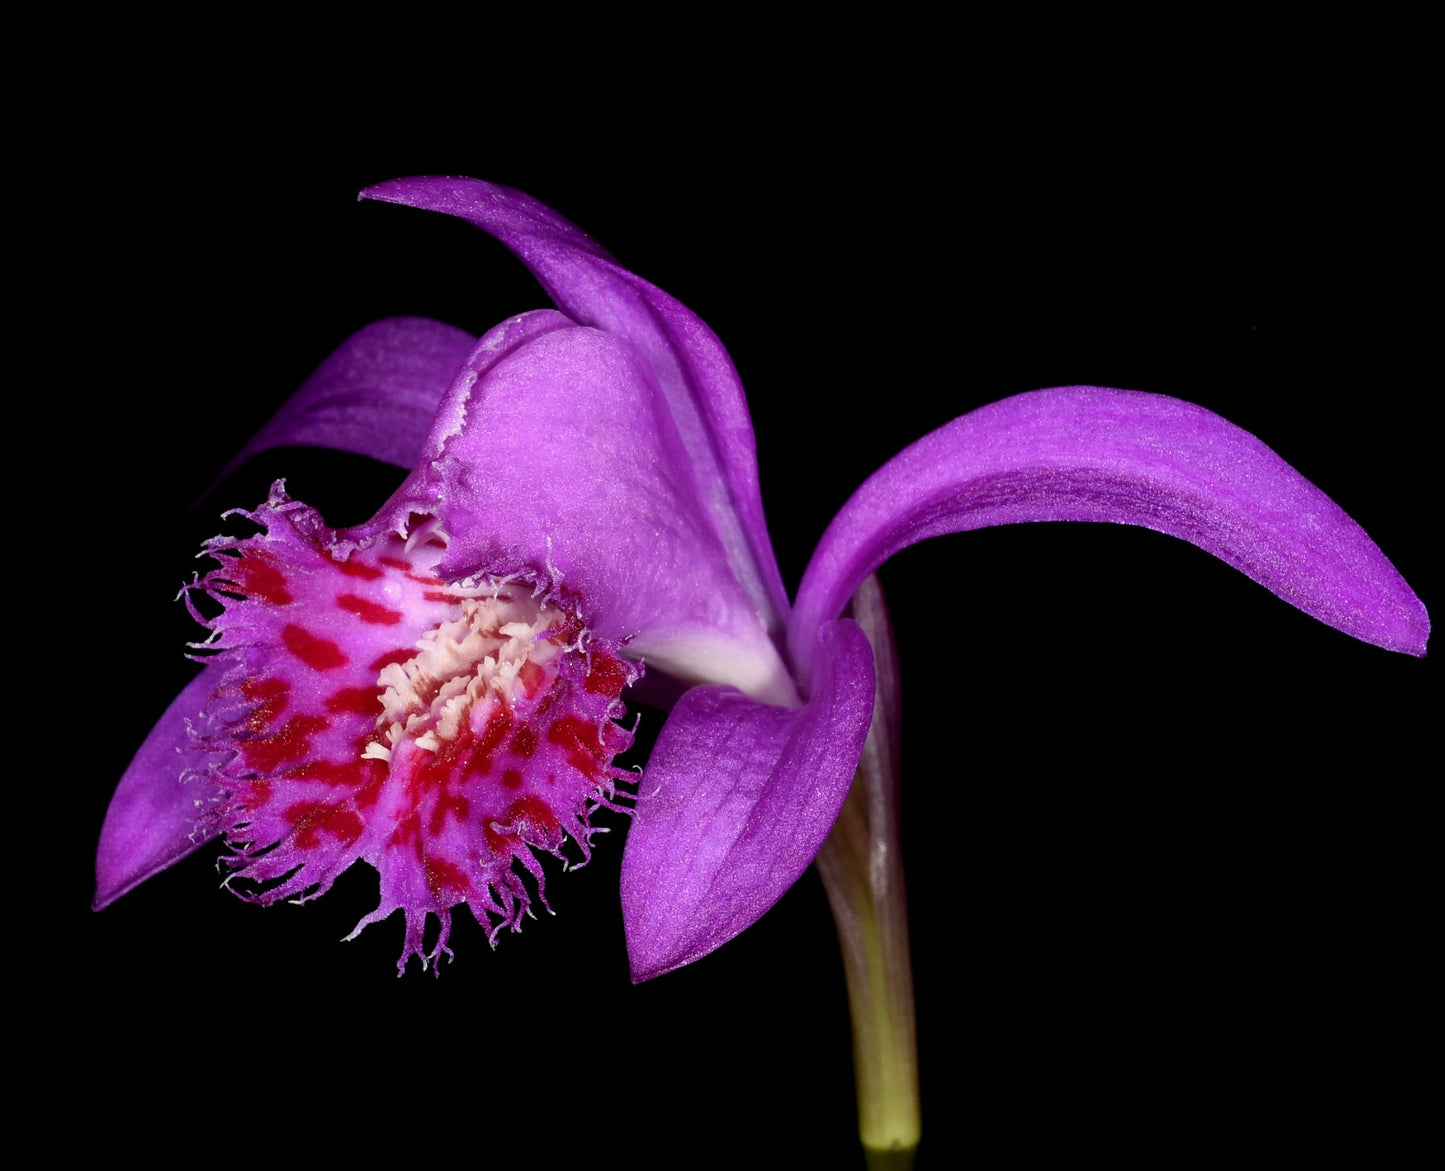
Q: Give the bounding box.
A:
[621,619,875,981]
[208,316,476,489]
[361,177,791,638]
[93,668,228,910]
[345,310,793,701]
[792,386,1430,676]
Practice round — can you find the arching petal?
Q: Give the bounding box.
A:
[350,311,793,703]
[360,178,791,638]
[621,619,875,981]
[94,668,229,910]
[791,386,1429,679]
[209,316,476,489]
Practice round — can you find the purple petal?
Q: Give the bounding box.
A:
[94,668,228,910]
[360,178,791,638]
[791,386,1429,677]
[621,619,875,981]
[209,316,476,487]
[349,310,793,702]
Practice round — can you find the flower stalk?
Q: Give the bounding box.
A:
[816,575,921,1169]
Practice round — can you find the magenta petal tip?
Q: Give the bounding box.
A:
[94,670,224,911]
[792,386,1429,672]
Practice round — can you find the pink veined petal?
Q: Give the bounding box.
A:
[360,178,791,640]
[349,310,794,703]
[208,316,477,490]
[791,386,1430,679]
[620,619,875,981]
[93,667,229,910]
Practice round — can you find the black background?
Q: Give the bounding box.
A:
[50,39,1432,1168]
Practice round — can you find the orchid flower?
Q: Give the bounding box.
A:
[95,179,1428,1006]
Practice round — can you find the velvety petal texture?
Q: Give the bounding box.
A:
[212,317,477,483]
[792,386,1429,678]
[342,310,794,703]
[361,178,792,641]
[621,620,875,980]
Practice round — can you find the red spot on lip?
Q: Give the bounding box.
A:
[219,553,292,605]
[423,590,456,603]
[241,780,272,812]
[548,715,607,777]
[424,856,471,899]
[379,556,413,572]
[283,755,383,795]
[351,756,386,807]
[505,794,562,846]
[370,648,415,672]
[464,706,514,777]
[326,686,381,716]
[243,677,289,701]
[428,790,471,835]
[509,724,538,757]
[242,713,330,772]
[284,799,365,850]
[337,593,404,625]
[282,624,349,671]
[483,823,513,858]
[584,654,630,697]
[336,559,385,580]
[241,677,290,730]
[502,768,524,789]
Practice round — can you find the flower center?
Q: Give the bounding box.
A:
[369,591,567,761]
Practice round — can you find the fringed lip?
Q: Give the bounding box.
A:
[103,482,643,973]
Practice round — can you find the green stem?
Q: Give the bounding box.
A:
[816,576,920,1167]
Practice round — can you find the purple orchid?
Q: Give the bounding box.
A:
[94,178,1428,988]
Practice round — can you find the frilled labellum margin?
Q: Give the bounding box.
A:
[186,483,639,973]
